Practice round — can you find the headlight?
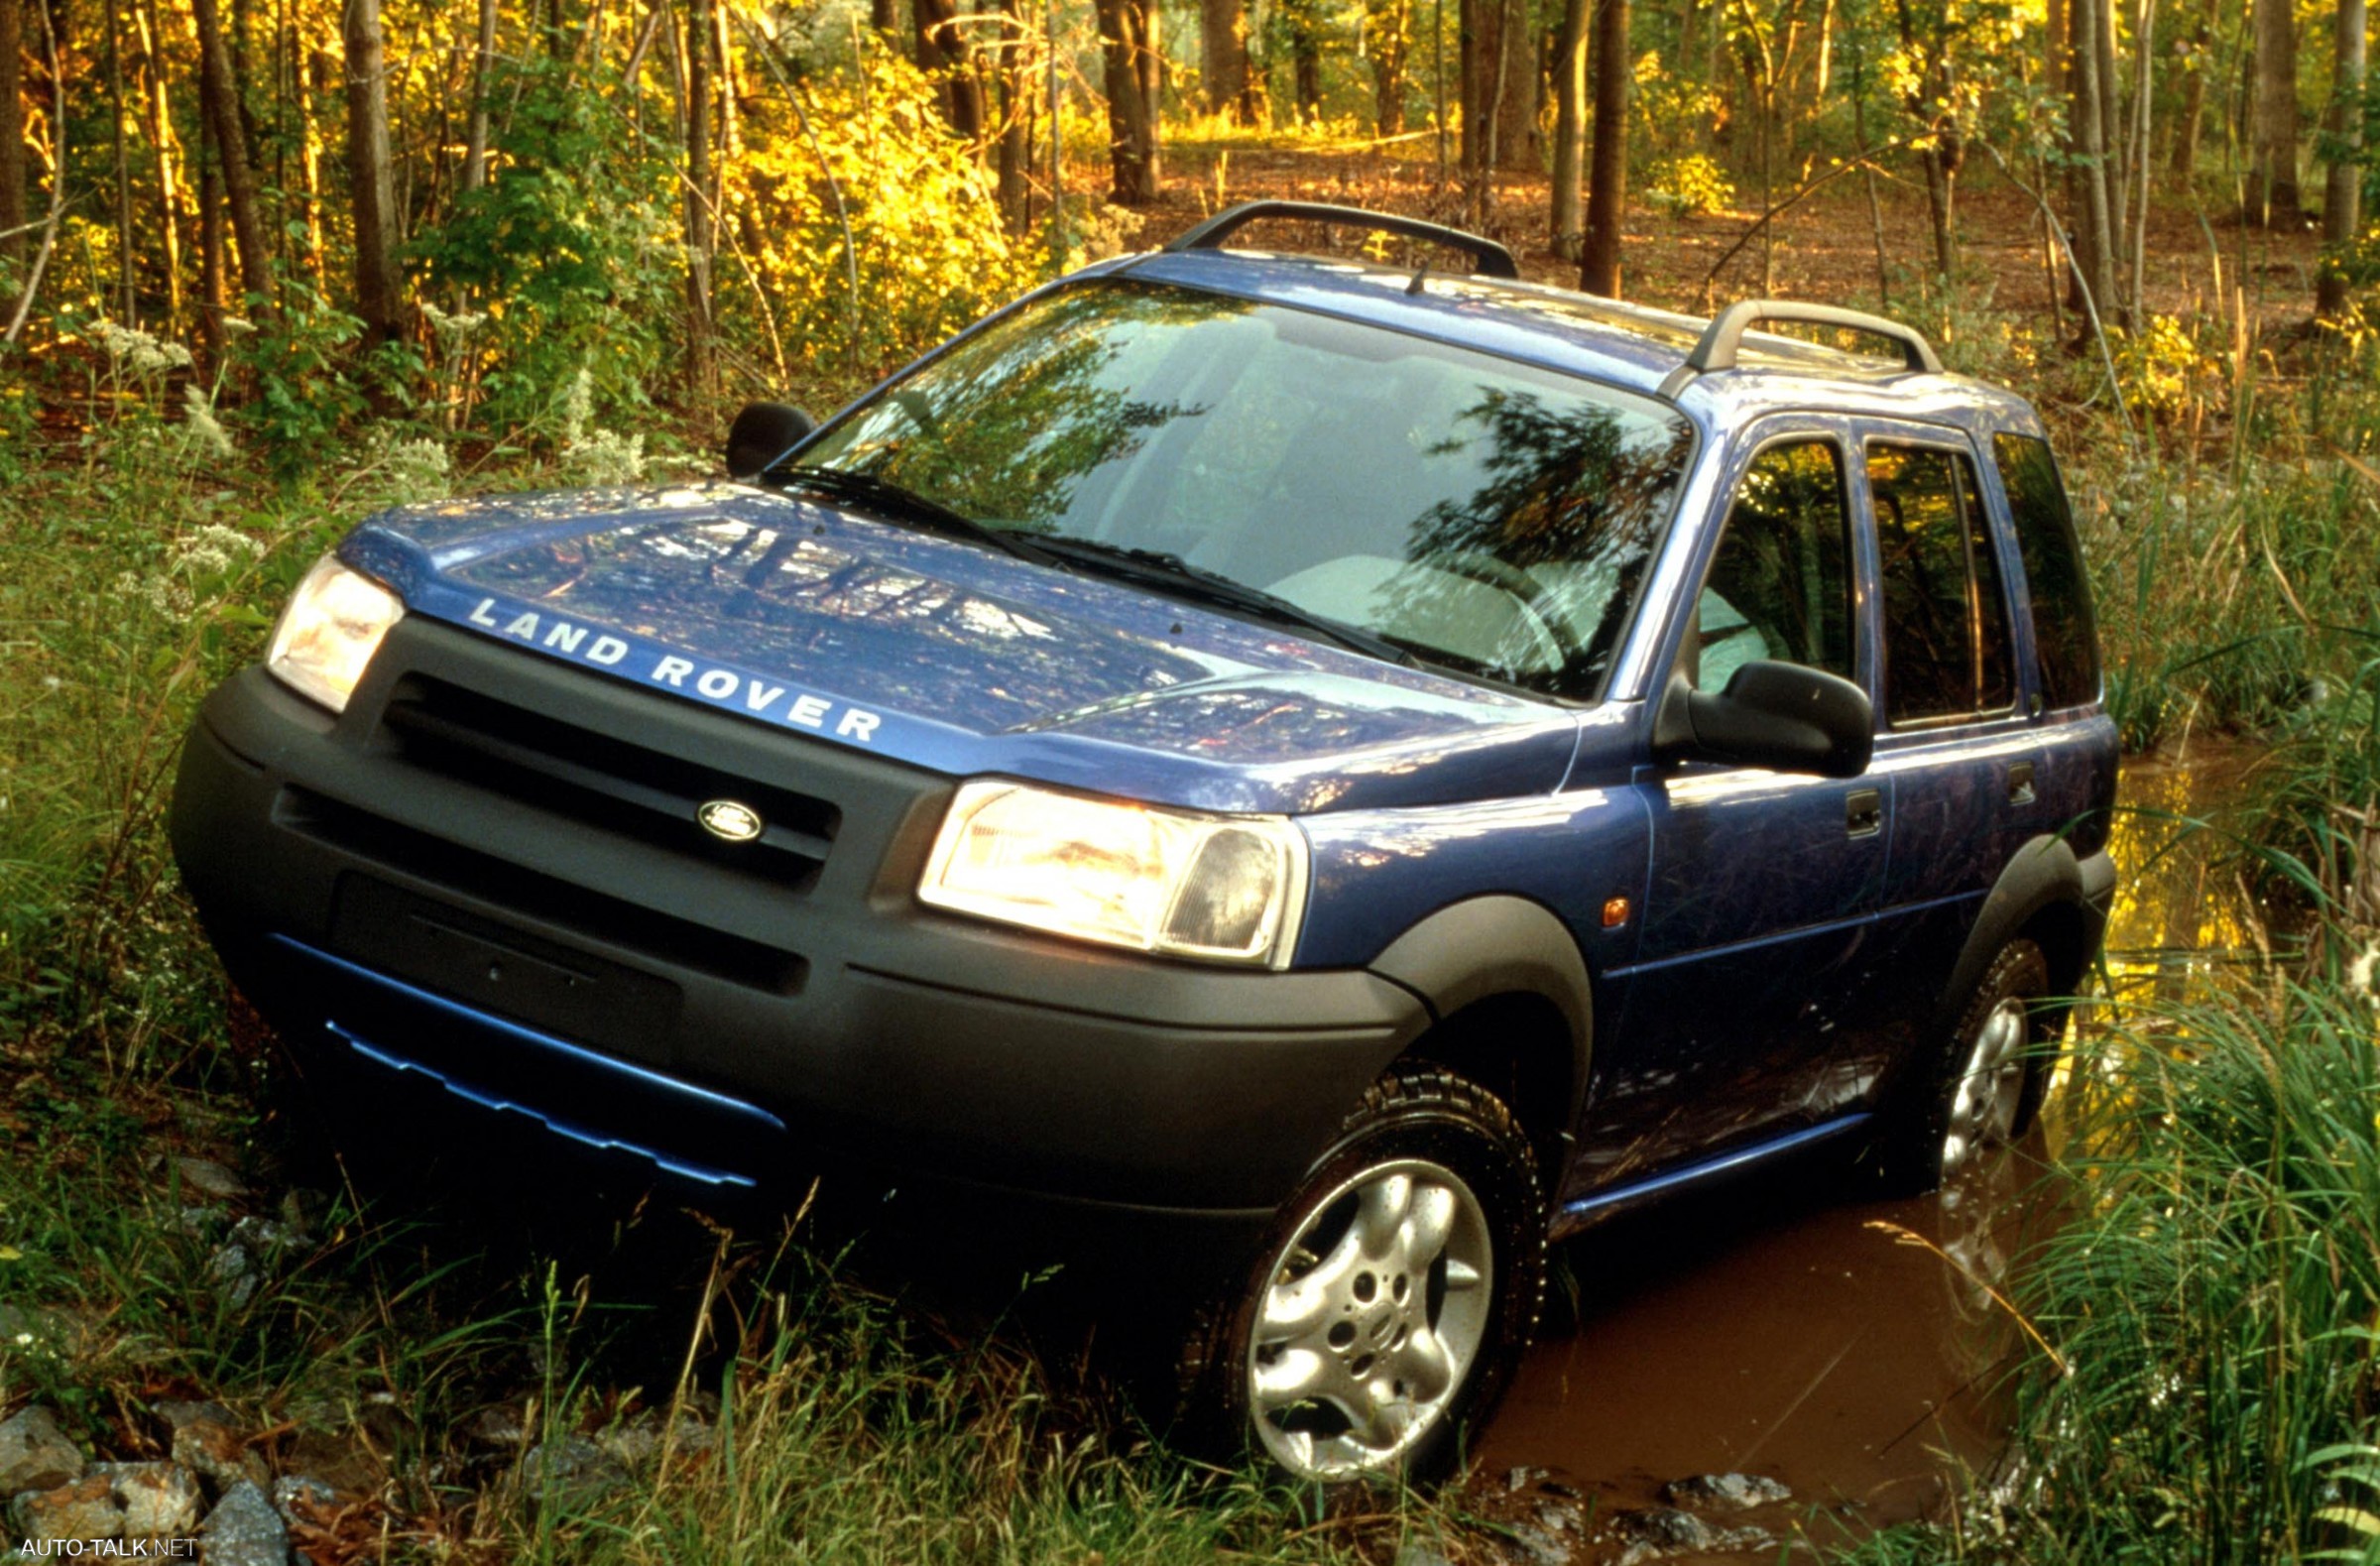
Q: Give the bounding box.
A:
[918,780,1308,967]
[265,555,406,713]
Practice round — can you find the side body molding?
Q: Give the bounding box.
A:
[1365,896,1597,1132]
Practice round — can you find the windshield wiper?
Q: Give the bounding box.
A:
[772,465,1059,567]
[1026,536,1420,668]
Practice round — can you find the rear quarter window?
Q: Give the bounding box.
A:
[1993,433,2101,710]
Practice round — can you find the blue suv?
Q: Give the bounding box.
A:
[171,202,2118,1486]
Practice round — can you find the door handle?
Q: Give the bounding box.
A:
[1845,787,1883,838]
[2007,763,2036,806]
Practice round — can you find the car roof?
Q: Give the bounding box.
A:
[1108,248,2042,438]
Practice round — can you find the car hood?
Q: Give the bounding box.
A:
[342,483,1584,815]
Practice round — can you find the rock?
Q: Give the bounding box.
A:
[1503,1463,1549,1494]
[201,1479,291,1566]
[174,1414,269,1494]
[230,1216,302,1254]
[521,1435,630,1510]
[1610,1506,1775,1565]
[156,1399,240,1433]
[1660,1472,1794,1511]
[0,1406,87,1493]
[173,1156,248,1200]
[96,1461,204,1537]
[593,1408,717,1470]
[208,1243,258,1308]
[1533,1501,1585,1537]
[1393,1544,1459,1566]
[466,1404,529,1449]
[269,1475,336,1528]
[11,1473,124,1540]
[1505,1522,1572,1566]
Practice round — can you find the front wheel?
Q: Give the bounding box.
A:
[1188,1064,1546,1488]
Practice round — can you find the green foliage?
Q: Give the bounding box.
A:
[410,51,681,434]
[1643,154,1737,217]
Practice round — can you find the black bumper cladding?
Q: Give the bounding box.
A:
[171,618,1430,1220]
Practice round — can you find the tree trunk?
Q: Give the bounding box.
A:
[192,0,274,311]
[2045,0,2069,97]
[873,0,898,35]
[342,0,404,346]
[2171,11,2209,175]
[1201,0,1251,120]
[1,0,23,272]
[683,0,714,396]
[1492,0,1536,170]
[1368,0,1411,134]
[996,0,1030,223]
[134,0,182,330]
[1095,0,1161,200]
[2070,0,2122,321]
[2245,0,2299,222]
[2316,0,2364,313]
[462,0,496,190]
[197,146,226,363]
[1550,0,1590,254]
[2096,0,2123,254]
[102,0,134,320]
[1580,0,1627,295]
[916,0,985,137]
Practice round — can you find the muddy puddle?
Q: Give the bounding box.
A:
[1470,743,2263,1560]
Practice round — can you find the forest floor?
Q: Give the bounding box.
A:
[1130,133,2327,335]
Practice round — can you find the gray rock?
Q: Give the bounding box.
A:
[11,1474,124,1540]
[1393,1544,1459,1566]
[173,1414,269,1493]
[269,1475,335,1527]
[173,1157,248,1200]
[155,1400,240,1433]
[208,1243,258,1308]
[1505,1522,1573,1566]
[1610,1506,1775,1565]
[0,1406,87,1494]
[230,1216,302,1254]
[1504,1463,1550,1494]
[201,1480,291,1566]
[466,1404,528,1449]
[1660,1471,1794,1511]
[522,1435,630,1510]
[96,1461,204,1537]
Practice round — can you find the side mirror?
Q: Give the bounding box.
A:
[1654,661,1874,779]
[725,402,818,479]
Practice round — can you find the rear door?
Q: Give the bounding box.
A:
[1577,417,1892,1192]
[1848,420,2053,1085]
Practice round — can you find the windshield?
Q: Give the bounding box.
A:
[795,282,1697,697]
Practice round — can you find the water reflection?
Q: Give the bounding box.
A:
[1474,745,2258,1558]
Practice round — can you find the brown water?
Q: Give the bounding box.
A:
[1471,743,2261,1560]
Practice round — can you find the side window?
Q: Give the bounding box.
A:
[1869,442,2015,725]
[1693,440,1854,692]
[1994,432,2101,710]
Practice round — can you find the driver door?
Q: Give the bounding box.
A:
[1574,419,1892,1193]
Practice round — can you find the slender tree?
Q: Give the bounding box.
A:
[0,0,24,272]
[683,0,715,395]
[192,0,273,309]
[2069,0,2122,321]
[1368,0,1412,133]
[2245,0,2300,222]
[1094,0,1160,200]
[916,0,985,136]
[461,0,496,191]
[1581,0,1627,295]
[1202,0,1252,120]
[2316,0,2365,314]
[343,0,404,346]
[2172,9,2211,177]
[1551,0,1591,255]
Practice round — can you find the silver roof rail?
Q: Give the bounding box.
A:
[1657,300,1943,399]
[1164,200,1522,281]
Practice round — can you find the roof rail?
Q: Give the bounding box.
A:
[1164,200,1522,281]
[1657,301,1943,398]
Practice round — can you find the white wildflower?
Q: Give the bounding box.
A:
[560,367,595,449]
[169,524,262,577]
[87,317,194,375]
[421,301,488,340]
[568,426,648,486]
[370,433,453,502]
[181,385,237,460]
[2350,942,2379,1009]
[223,316,257,337]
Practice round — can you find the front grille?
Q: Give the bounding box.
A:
[279,786,809,995]
[376,674,840,894]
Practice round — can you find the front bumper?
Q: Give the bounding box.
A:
[170,622,1429,1221]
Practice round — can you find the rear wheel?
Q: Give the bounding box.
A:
[1874,939,2053,1193]
[1187,1064,1545,1488]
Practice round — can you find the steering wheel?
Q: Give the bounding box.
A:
[1432,549,1593,669]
